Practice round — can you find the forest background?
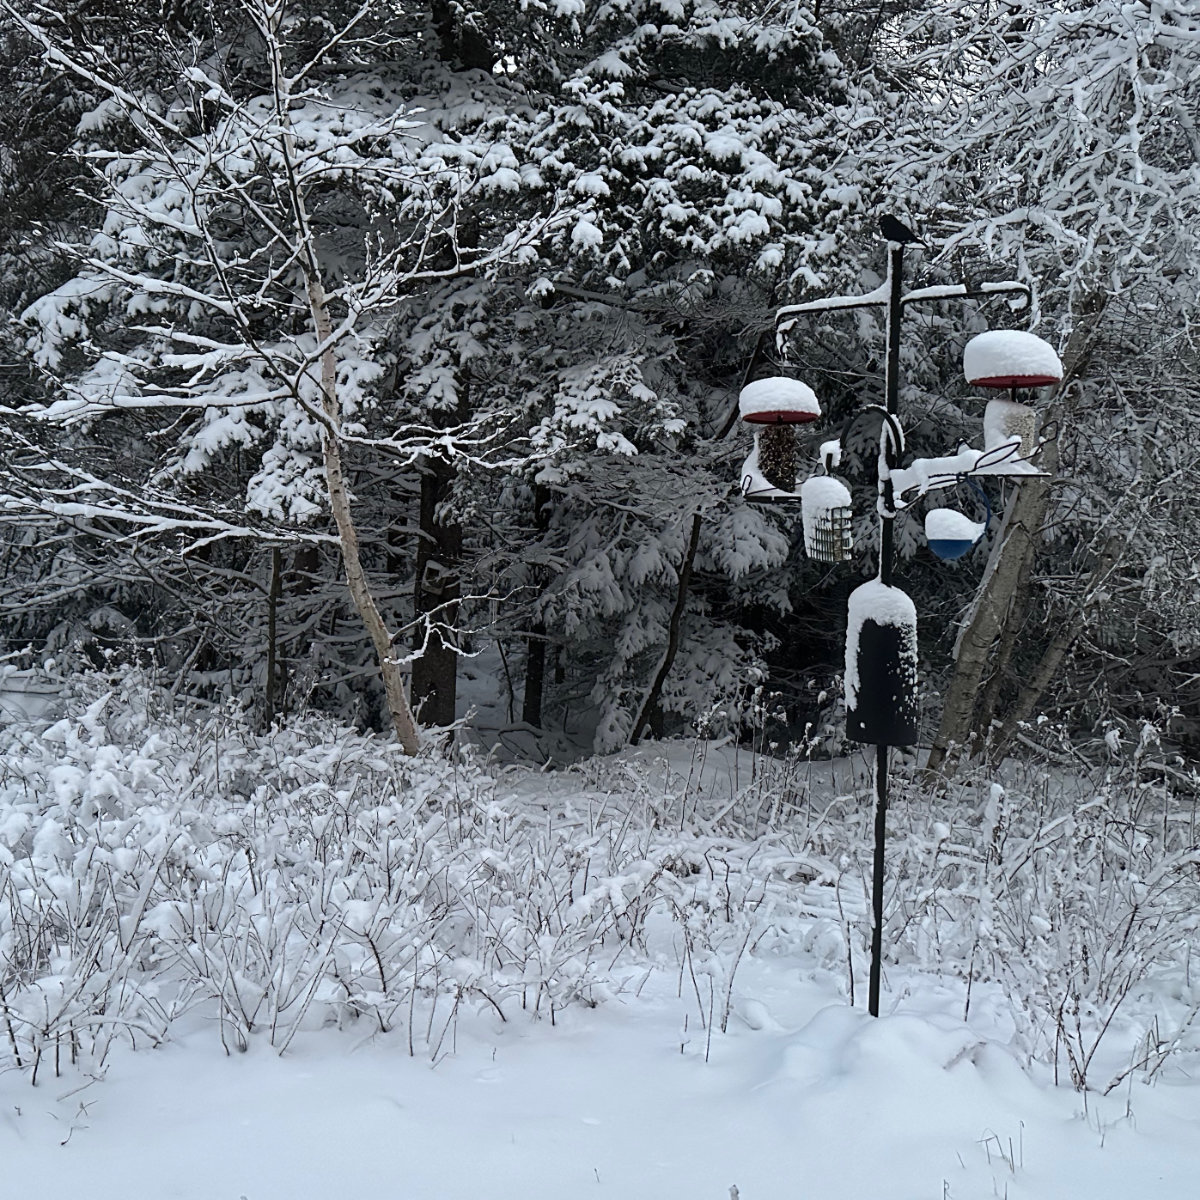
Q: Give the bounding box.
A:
[2,0,1199,772]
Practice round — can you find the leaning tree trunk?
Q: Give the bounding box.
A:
[307,274,421,755]
[988,536,1122,757]
[926,297,1105,773]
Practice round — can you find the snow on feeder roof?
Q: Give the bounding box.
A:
[963,330,1063,389]
[738,376,821,424]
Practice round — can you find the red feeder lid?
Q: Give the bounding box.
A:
[738,377,821,424]
[963,330,1063,390]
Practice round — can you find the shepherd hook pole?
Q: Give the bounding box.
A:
[774,227,1031,1018]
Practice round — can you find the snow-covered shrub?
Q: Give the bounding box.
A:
[880,755,1200,1091]
[0,674,792,1077]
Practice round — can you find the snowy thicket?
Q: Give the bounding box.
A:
[2,677,1198,1093]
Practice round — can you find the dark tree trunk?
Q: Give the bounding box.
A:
[522,484,551,728]
[630,513,703,746]
[263,546,282,729]
[411,452,462,727]
[431,0,496,71]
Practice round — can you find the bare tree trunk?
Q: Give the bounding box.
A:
[521,483,551,728]
[972,541,1034,740]
[267,29,422,755]
[307,274,421,754]
[927,298,1105,773]
[630,513,703,746]
[989,537,1121,755]
[263,545,282,729]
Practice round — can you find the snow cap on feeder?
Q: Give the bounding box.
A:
[963,330,1063,390]
[925,507,986,561]
[845,580,919,746]
[801,474,853,563]
[738,376,821,424]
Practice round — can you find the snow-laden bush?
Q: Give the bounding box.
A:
[0,674,789,1079]
[878,755,1200,1091]
[3,673,1198,1092]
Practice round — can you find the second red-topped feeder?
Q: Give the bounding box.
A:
[963,330,1063,389]
[963,330,1063,463]
[739,376,821,496]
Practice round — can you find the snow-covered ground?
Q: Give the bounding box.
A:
[13,964,1200,1200]
[3,675,1199,1199]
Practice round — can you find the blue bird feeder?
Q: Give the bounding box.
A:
[925,506,986,561]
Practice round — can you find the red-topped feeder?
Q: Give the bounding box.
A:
[963,330,1062,462]
[738,377,822,424]
[963,330,1063,389]
[739,377,821,497]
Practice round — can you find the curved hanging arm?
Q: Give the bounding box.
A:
[965,476,993,531]
[838,404,906,472]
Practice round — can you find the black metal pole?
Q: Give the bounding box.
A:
[879,240,904,589]
[868,740,889,1015]
[867,240,905,1018]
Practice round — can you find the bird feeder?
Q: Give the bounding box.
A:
[845,580,919,745]
[963,331,1063,390]
[964,331,1062,466]
[800,474,853,563]
[982,397,1038,459]
[739,377,821,495]
[924,507,986,561]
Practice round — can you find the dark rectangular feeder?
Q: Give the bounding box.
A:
[845,581,919,746]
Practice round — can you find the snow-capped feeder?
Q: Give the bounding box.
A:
[962,330,1063,390]
[924,507,986,561]
[738,377,822,425]
[845,580,919,746]
[983,396,1038,460]
[800,474,853,563]
[738,377,821,498]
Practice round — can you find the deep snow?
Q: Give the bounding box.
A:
[3,677,1199,1199]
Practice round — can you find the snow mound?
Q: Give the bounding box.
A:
[925,508,985,542]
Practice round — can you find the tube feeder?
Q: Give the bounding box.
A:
[844,580,919,746]
[739,377,821,496]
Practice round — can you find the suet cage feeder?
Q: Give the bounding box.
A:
[800,474,854,563]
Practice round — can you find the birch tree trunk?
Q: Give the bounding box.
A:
[306,274,422,755]
[262,13,421,756]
